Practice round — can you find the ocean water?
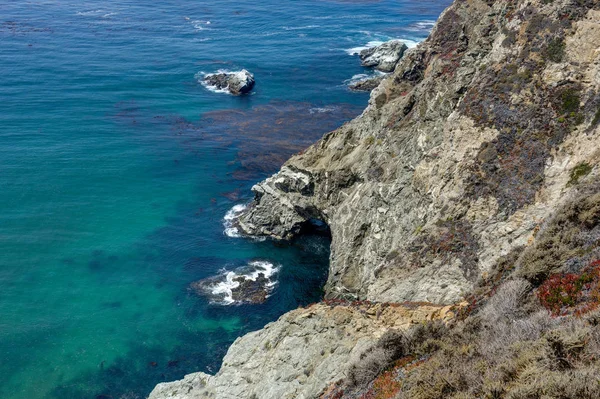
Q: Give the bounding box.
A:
[0,1,451,398]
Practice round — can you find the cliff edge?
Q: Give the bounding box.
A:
[151,0,600,397]
[236,0,600,304]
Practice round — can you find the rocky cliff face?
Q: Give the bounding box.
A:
[151,0,600,397]
[149,302,457,399]
[236,0,600,304]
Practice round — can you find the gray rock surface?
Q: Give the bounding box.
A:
[152,0,600,397]
[204,69,255,95]
[348,75,383,92]
[149,302,456,399]
[359,40,408,72]
[236,0,600,304]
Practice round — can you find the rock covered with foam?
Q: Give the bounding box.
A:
[203,69,255,95]
[189,261,279,305]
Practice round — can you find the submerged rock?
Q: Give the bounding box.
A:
[359,40,408,72]
[189,261,278,305]
[203,69,255,95]
[231,273,269,303]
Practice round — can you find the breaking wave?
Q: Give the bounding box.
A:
[223,203,248,237]
[194,261,280,305]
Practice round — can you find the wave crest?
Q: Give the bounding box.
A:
[191,261,280,305]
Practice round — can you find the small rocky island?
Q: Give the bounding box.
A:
[349,39,408,91]
[189,261,277,305]
[190,272,271,304]
[203,69,255,95]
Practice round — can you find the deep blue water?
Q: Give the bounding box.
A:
[0,1,451,398]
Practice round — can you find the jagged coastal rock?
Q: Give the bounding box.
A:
[236,0,600,305]
[348,75,383,92]
[203,69,255,95]
[359,40,408,72]
[348,40,409,91]
[152,0,600,397]
[149,302,457,399]
[190,273,271,304]
[189,261,278,305]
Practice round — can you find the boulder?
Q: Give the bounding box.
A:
[189,261,277,305]
[231,273,269,304]
[359,40,408,72]
[204,69,255,95]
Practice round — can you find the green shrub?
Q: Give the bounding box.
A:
[569,162,592,186]
[561,88,581,114]
[545,38,565,63]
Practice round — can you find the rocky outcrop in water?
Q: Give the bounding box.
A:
[204,69,255,95]
[152,0,600,397]
[359,40,408,72]
[190,273,270,304]
[189,261,278,305]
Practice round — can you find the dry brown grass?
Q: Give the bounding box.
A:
[332,182,600,399]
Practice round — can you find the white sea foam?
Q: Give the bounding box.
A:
[346,73,369,84]
[76,9,103,16]
[76,9,118,19]
[206,261,280,305]
[196,70,232,94]
[223,203,248,237]
[343,71,388,86]
[408,20,436,32]
[309,106,338,114]
[186,19,213,31]
[281,25,320,31]
[345,40,384,56]
[400,39,419,49]
[345,38,419,56]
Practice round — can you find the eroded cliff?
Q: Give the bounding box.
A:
[150,0,600,397]
[236,0,600,305]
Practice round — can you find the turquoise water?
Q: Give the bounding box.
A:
[0,1,450,398]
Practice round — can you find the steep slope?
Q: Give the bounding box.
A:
[150,0,600,398]
[236,0,600,304]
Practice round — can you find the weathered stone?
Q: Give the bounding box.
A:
[152,1,600,398]
[348,75,384,92]
[359,40,408,72]
[204,69,255,95]
[235,0,600,305]
[148,302,457,399]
